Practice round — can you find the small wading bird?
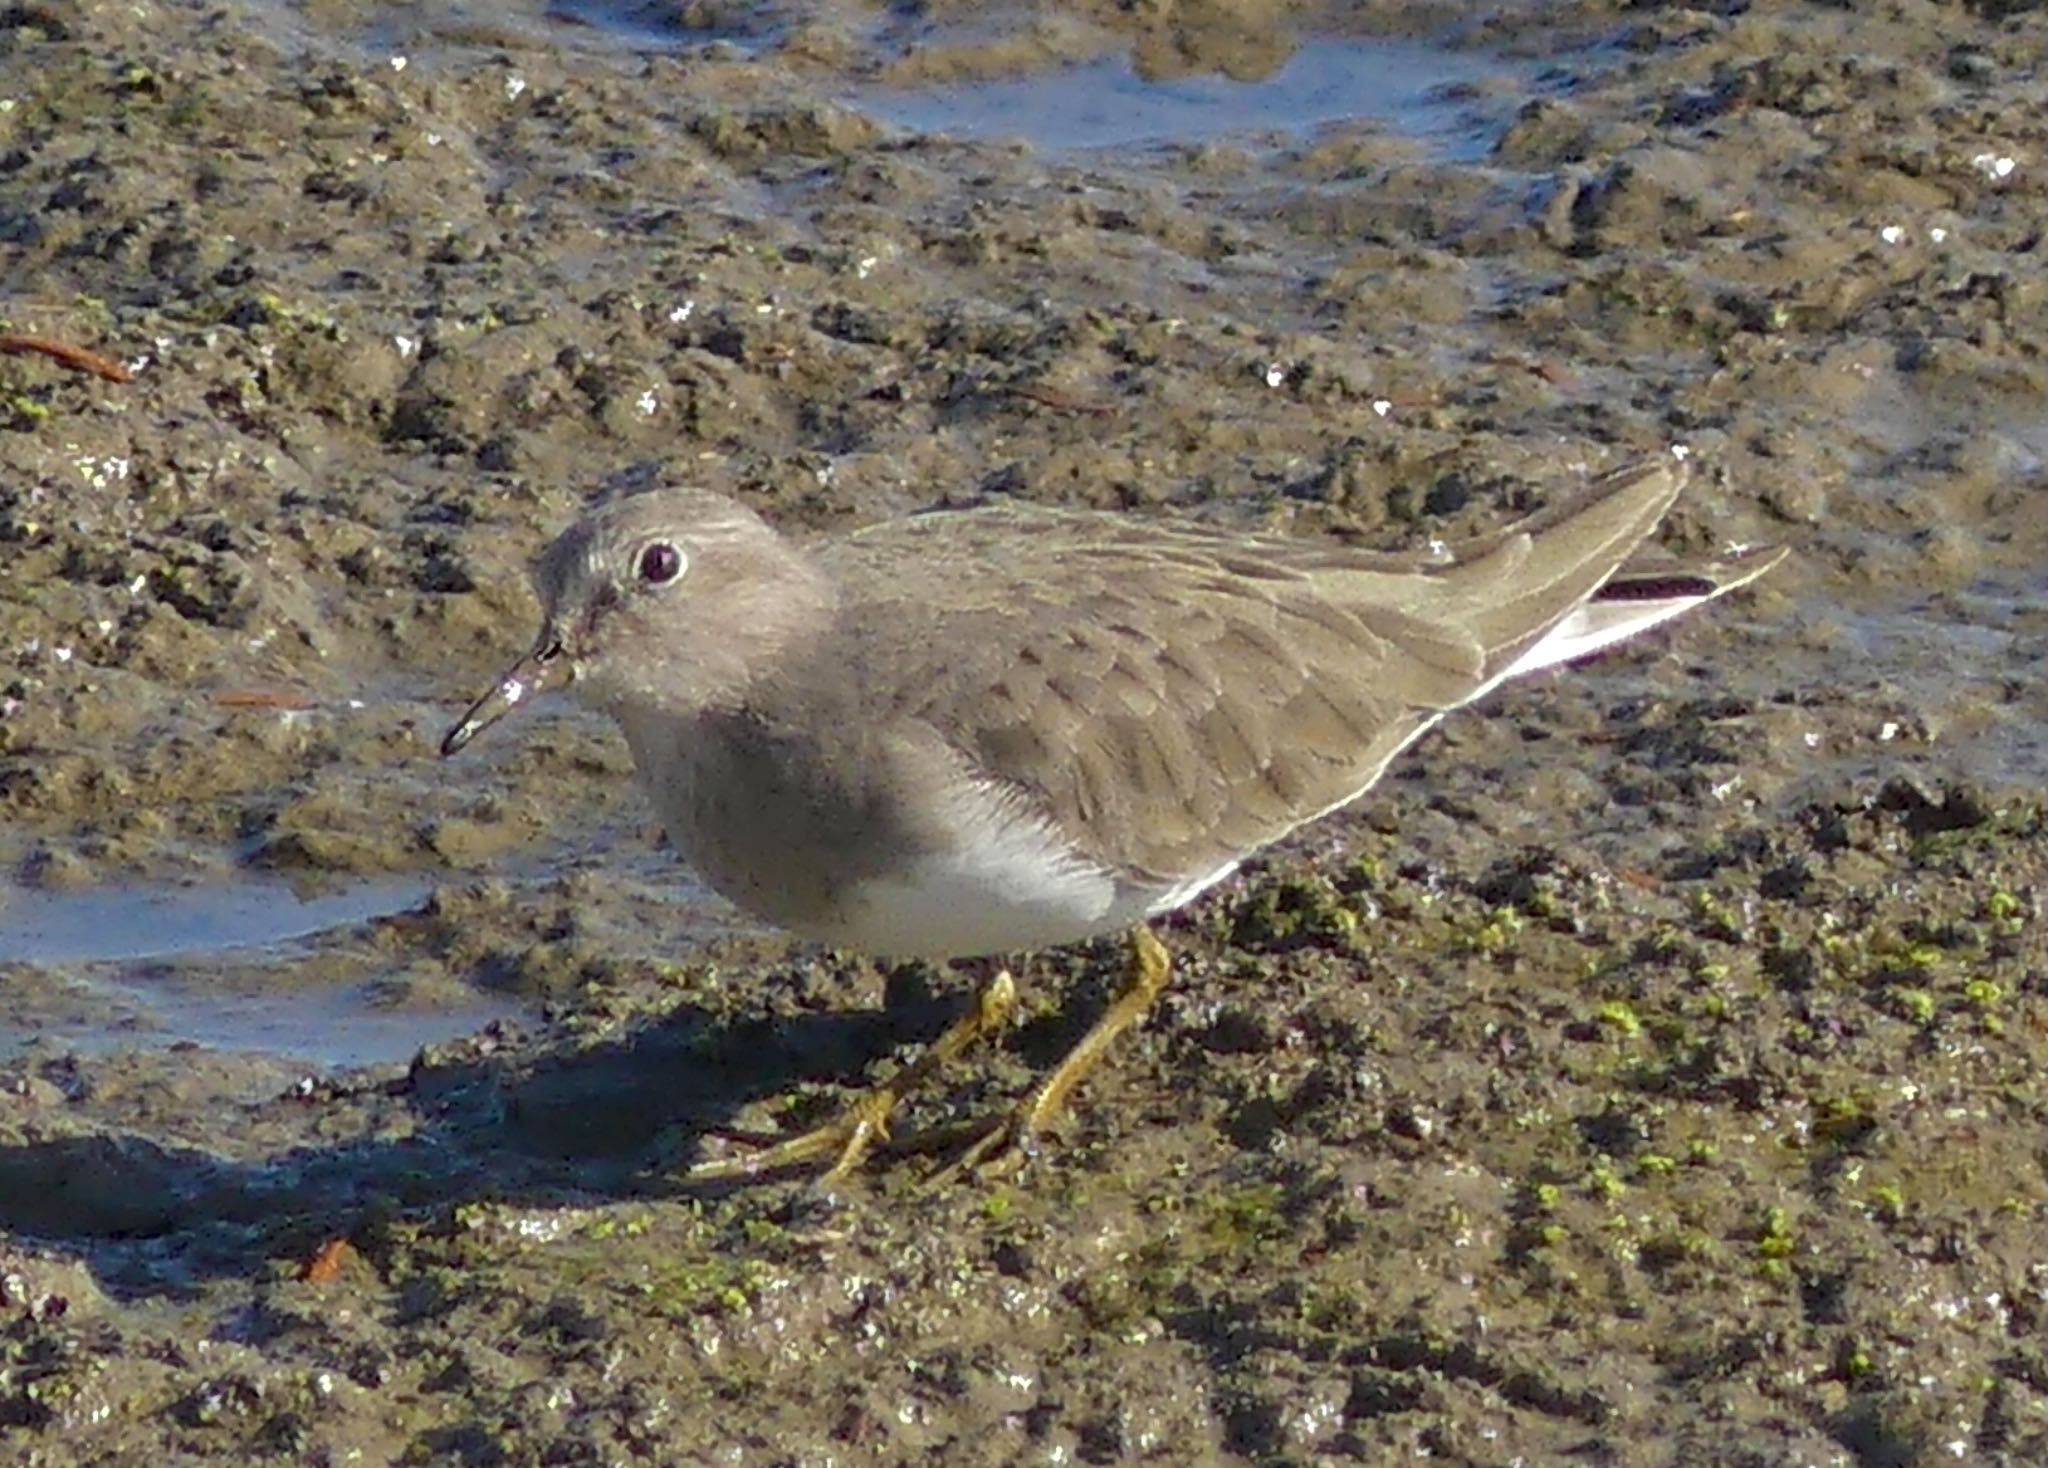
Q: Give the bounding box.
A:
[443,459,1783,1184]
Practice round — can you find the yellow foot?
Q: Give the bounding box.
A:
[683,968,1019,1186]
[925,925,1177,1188]
[686,1086,898,1185]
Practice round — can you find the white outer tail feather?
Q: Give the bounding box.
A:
[1497,590,1721,683]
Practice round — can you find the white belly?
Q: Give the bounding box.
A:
[809,783,1240,960]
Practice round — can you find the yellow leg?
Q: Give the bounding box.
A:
[686,968,1018,1184]
[931,925,1173,1184]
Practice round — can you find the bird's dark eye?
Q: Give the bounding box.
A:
[637,542,685,585]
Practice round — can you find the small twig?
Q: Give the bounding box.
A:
[0,332,134,383]
[214,689,320,711]
[1482,352,1577,389]
[1005,383,1117,417]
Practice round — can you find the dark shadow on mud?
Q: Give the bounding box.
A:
[0,977,994,1301]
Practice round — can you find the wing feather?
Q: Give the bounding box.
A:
[780,460,1697,885]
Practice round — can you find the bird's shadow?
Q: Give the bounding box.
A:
[0,969,1032,1304]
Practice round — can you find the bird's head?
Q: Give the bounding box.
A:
[441,486,830,756]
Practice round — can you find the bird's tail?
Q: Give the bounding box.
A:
[1436,459,1782,686]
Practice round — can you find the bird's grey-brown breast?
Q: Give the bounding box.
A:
[609,699,919,937]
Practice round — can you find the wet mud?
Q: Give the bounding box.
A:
[3,0,2047,1462]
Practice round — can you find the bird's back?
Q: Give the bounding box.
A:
[747,461,1692,891]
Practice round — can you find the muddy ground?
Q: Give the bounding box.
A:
[3,0,2048,1462]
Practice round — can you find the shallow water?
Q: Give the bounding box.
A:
[253,2,1532,159]
[0,874,429,966]
[0,967,518,1070]
[848,41,1527,157]
[0,874,522,1067]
